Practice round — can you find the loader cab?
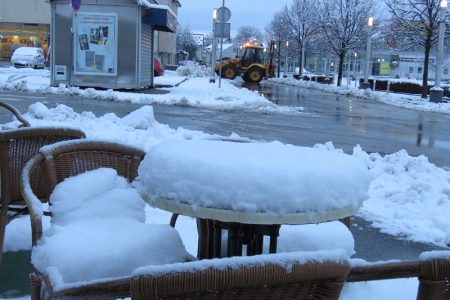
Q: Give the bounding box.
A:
[241,46,264,67]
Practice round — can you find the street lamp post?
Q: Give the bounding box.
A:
[276,41,281,78]
[209,9,217,83]
[354,52,358,87]
[430,0,448,102]
[285,40,289,76]
[361,16,374,89]
[218,0,226,88]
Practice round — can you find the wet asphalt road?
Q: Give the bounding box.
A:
[0,80,449,296]
[2,82,449,167]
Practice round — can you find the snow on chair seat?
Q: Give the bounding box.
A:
[21,140,192,300]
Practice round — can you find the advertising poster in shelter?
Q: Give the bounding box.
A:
[74,13,117,76]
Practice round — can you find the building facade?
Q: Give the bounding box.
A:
[155,0,180,66]
[0,0,180,66]
[0,0,51,60]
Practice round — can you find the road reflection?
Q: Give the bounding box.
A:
[241,80,450,167]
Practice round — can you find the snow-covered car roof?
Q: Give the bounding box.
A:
[13,47,42,56]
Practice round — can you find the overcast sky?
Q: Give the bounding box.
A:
[177,0,293,36]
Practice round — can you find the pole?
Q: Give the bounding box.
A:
[314,57,317,74]
[362,17,373,89]
[285,41,289,76]
[210,10,217,83]
[218,0,225,88]
[430,2,447,102]
[363,27,372,85]
[301,44,305,77]
[277,40,281,78]
[347,54,351,86]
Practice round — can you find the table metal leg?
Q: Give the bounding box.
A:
[196,218,208,259]
[198,220,281,259]
[268,225,281,254]
[339,217,352,229]
[213,221,222,258]
[227,223,243,257]
[169,213,178,228]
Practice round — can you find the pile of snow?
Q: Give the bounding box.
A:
[277,222,355,256]
[138,140,371,214]
[0,67,302,113]
[3,102,450,254]
[341,278,418,300]
[353,147,450,247]
[270,77,450,114]
[20,102,247,152]
[176,63,210,77]
[32,168,192,287]
[0,67,49,91]
[154,70,185,87]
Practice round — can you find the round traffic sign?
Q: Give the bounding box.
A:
[216,7,231,23]
[71,0,81,11]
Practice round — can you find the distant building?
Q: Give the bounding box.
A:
[0,0,181,67]
[192,33,204,62]
[155,0,181,66]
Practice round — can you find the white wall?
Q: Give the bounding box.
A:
[0,0,50,24]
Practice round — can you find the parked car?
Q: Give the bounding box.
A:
[10,47,45,69]
[154,57,164,77]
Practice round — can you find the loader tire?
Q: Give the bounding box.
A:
[245,67,264,84]
[221,65,237,80]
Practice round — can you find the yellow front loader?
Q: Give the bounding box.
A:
[215,42,275,84]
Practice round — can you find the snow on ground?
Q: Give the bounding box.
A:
[3,66,450,115]
[2,103,449,252]
[0,67,303,114]
[153,70,185,86]
[271,77,450,114]
[353,146,450,247]
[0,63,449,298]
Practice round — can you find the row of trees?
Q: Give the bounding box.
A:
[265,0,448,97]
[266,0,376,86]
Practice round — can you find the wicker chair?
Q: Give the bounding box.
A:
[21,139,146,300]
[347,250,450,300]
[129,250,450,300]
[130,251,351,300]
[0,101,86,265]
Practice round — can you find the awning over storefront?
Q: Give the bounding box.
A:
[143,6,176,33]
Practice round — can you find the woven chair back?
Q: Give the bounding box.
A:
[131,260,350,300]
[0,128,86,205]
[39,140,146,189]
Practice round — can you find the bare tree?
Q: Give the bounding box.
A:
[385,0,442,98]
[176,26,198,60]
[285,0,319,76]
[265,8,290,77]
[234,26,264,46]
[316,0,376,86]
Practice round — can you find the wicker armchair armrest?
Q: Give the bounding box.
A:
[347,251,450,300]
[0,101,30,127]
[21,153,46,245]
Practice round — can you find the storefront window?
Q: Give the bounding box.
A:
[0,24,49,60]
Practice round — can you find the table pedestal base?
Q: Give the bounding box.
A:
[197,219,281,259]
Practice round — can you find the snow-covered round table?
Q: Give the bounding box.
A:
[138,140,371,259]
